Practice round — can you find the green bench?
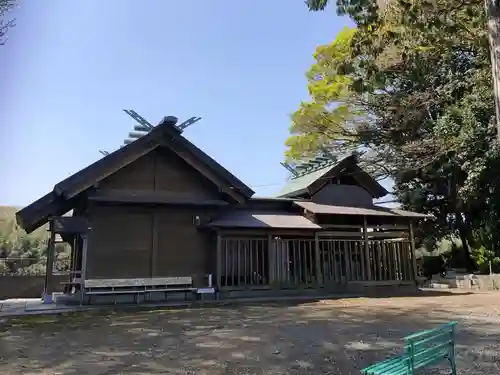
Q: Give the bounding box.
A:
[361,322,457,375]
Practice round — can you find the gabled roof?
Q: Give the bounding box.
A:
[276,162,336,198]
[17,116,254,233]
[275,154,388,199]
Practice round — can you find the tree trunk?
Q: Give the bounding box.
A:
[486,0,500,138]
[455,211,477,272]
[448,171,476,271]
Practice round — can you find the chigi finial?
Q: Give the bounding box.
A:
[98,110,202,156]
[281,151,339,179]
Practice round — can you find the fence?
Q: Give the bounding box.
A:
[219,238,269,287]
[219,237,415,290]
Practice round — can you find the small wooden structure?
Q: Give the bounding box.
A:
[43,216,91,302]
[16,115,430,304]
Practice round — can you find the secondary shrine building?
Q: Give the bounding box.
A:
[16,116,430,304]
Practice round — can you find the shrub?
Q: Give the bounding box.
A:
[492,257,500,273]
[0,261,7,275]
[471,246,498,274]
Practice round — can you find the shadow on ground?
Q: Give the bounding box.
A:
[0,292,499,374]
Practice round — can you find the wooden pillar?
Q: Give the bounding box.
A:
[363,216,372,280]
[80,233,89,305]
[409,220,418,283]
[314,233,322,285]
[69,236,77,276]
[65,236,76,294]
[345,240,352,282]
[392,243,398,281]
[268,233,275,287]
[75,235,83,274]
[216,232,222,288]
[43,220,56,299]
[151,213,159,277]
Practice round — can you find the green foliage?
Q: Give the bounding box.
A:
[493,257,500,271]
[434,237,462,256]
[423,236,500,273]
[0,206,70,275]
[471,246,493,266]
[293,0,497,269]
[286,27,358,160]
[470,245,500,273]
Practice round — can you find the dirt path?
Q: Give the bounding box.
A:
[0,291,499,374]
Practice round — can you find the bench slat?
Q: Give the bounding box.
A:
[86,290,145,295]
[413,337,452,353]
[413,350,449,370]
[361,355,409,374]
[84,277,192,288]
[144,288,197,292]
[404,322,455,341]
[86,289,196,294]
[412,341,451,363]
[411,332,452,352]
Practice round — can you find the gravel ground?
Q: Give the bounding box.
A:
[0,290,499,374]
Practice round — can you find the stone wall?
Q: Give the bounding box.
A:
[428,274,500,291]
[0,275,66,299]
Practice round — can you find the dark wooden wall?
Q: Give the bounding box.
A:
[312,184,374,207]
[155,207,216,286]
[99,148,221,199]
[86,205,153,278]
[84,146,225,285]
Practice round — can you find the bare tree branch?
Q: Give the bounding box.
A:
[0,0,16,46]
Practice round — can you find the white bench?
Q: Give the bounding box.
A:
[84,276,196,304]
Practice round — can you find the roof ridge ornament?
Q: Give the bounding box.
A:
[282,152,340,180]
[99,110,202,155]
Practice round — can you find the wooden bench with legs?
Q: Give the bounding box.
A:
[84,276,197,304]
[361,321,457,375]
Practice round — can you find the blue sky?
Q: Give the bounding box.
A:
[0,0,381,206]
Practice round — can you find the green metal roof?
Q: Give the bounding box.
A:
[275,152,389,199]
[275,163,336,198]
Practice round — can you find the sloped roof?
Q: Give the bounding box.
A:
[209,210,321,229]
[276,163,336,198]
[276,154,388,199]
[294,201,433,218]
[17,116,255,233]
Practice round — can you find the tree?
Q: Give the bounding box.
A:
[286,27,359,161]
[305,0,500,140]
[0,0,15,45]
[486,0,500,138]
[291,0,499,269]
[0,209,54,275]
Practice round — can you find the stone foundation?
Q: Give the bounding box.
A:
[0,275,66,300]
